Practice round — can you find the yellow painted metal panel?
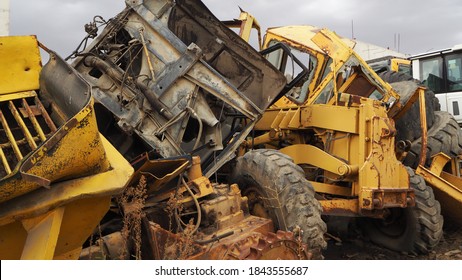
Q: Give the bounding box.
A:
[311,181,352,197]
[0,221,27,259]
[0,91,36,102]
[279,144,358,177]
[0,135,133,259]
[254,109,279,130]
[20,207,64,259]
[53,196,111,259]
[0,135,133,226]
[266,26,356,54]
[301,105,359,133]
[417,164,462,223]
[320,199,359,216]
[0,36,41,94]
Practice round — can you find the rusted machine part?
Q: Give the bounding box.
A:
[80,175,311,260]
[81,218,311,260]
[226,230,311,260]
[395,140,412,162]
[194,213,311,260]
[71,0,287,179]
[79,231,128,260]
[83,55,173,120]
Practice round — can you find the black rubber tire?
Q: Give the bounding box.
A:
[359,167,444,255]
[230,149,327,259]
[378,71,440,143]
[403,111,462,168]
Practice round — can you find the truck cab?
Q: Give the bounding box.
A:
[410,44,462,125]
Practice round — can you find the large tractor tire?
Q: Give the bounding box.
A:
[230,149,327,259]
[359,167,444,255]
[378,71,440,143]
[403,111,462,168]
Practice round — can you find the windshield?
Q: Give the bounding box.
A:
[313,55,386,104]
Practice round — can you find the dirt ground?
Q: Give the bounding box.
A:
[323,220,462,260]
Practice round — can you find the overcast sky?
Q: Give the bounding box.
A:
[8,0,462,58]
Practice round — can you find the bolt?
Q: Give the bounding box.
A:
[406,197,413,205]
[363,199,371,206]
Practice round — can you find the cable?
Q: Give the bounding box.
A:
[188,107,203,151]
[174,177,202,235]
[194,231,234,245]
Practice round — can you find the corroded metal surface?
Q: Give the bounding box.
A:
[79,169,311,260]
[71,0,287,178]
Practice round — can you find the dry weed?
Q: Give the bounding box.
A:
[163,189,198,259]
[119,175,148,259]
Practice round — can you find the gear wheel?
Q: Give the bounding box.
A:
[223,230,312,260]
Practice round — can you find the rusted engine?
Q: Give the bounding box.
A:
[79,156,310,260]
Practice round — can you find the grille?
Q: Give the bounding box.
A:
[0,91,57,178]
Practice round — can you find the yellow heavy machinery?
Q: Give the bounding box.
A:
[4,0,461,260]
[225,15,462,256]
[0,0,315,260]
[368,56,412,75]
[0,35,134,259]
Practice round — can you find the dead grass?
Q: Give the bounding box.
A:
[162,188,197,260]
[119,175,148,259]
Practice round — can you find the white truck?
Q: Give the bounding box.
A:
[410,45,462,125]
[359,42,462,126]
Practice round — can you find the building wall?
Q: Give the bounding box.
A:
[0,0,10,36]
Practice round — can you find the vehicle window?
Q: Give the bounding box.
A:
[398,64,411,76]
[446,53,462,92]
[321,58,333,81]
[420,57,443,93]
[265,41,284,70]
[314,80,333,104]
[265,40,317,103]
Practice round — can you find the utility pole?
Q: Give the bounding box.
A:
[351,20,355,40]
[0,0,10,36]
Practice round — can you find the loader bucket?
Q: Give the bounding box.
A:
[0,37,134,259]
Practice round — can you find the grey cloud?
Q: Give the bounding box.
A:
[8,0,462,58]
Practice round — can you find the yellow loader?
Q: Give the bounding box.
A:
[225,13,462,257]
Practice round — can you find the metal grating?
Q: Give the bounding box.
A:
[0,91,57,178]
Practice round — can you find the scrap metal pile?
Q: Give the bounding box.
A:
[0,0,461,260]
